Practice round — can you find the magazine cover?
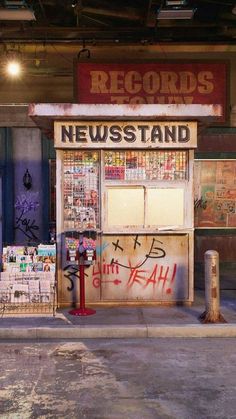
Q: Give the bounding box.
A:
[37,244,56,257]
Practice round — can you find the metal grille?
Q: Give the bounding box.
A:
[0,293,56,315]
[63,151,100,230]
[104,150,188,181]
[0,274,56,315]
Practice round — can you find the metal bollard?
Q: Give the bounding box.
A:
[199,250,226,324]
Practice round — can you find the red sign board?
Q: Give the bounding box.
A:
[75,62,228,122]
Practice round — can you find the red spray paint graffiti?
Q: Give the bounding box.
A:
[127,263,177,294]
[92,257,177,295]
[92,259,121,288]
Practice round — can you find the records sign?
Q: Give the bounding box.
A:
[75,62,228,122]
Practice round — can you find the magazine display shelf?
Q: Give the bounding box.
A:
[0,244,56,315]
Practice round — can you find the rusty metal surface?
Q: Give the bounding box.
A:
[29,103,222,119]
[28,102,222,138]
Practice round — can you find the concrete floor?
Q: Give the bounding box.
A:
[0,338,236,419]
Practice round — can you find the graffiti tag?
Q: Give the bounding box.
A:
[111,238,166,269]
[15,193,39,214]
[14,209,39,241]
[14,192,40,241]
[194,197,207,210]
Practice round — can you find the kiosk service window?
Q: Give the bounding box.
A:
[62,149,189,233]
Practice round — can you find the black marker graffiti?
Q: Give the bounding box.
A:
[194,197,207,210]
[111,239,166,269]
[15,210,39,241]
[133,235,141,249]
[63,265,88,291]
[112,239,124,252]
[147,238,166,259]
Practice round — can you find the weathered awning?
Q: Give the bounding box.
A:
[28,103,222,136]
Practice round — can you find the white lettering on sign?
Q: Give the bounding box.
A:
[54,121,197,149]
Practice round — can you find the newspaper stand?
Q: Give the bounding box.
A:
[0,244,56,315]
[68,230,97,316]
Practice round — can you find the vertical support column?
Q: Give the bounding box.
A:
[199,250,226,323]
[2,128,14,244]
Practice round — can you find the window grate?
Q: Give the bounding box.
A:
[104,150,187,181]
[63,151,100,230]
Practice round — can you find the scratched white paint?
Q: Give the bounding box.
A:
[29,103,222,118]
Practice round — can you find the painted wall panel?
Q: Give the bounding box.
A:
[59,233,190,304]
[146,188,184,226]
[12,128,43,244]
[100,234,189,301]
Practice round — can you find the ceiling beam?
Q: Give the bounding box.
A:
[80,6,143,21]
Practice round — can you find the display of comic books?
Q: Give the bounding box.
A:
[104,150,188,181]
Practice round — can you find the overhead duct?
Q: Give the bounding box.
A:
[157,0,196,20]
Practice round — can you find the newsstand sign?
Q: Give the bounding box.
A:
[54,121,197,149]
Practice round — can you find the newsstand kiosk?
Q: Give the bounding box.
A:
[29,103,222,308]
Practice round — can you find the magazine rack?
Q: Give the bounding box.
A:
[0,244,56,316]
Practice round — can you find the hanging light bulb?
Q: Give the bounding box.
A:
[6,59,22,77]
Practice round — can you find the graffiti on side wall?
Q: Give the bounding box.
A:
[63,234,188,300]
[92,259,177,295]
[63,264,81,291]
[14,192,40,241]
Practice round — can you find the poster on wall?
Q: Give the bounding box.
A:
[75,62,228,123]
[194,160,236,228]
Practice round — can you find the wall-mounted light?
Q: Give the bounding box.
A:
[23,169,32,190]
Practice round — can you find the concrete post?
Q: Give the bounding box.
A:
[199,250,226,323]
